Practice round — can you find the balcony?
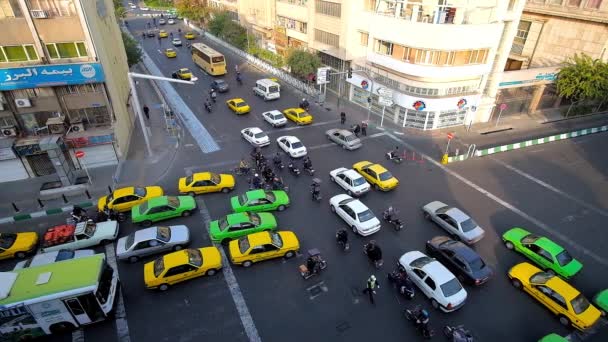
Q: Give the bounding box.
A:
[372,0,499,25]
[276,1,309,23]
[0,17,34,46]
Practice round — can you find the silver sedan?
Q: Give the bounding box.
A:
[422,201,485,245]
[325,129,362,150]
[116,225,191,263]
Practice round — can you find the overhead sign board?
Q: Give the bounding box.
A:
[378,97,393,106]
[377,87,393,98]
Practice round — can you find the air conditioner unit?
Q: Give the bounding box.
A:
[46,117,66,134]
[1,126,17,137]
[69,123,85,132]
[15,98,32,108]
[30,10,49,18]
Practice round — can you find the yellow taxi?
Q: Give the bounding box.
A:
[352,161,399,191]
[172,68,193,80]
[97,186,164,212]
[184,32,196,40]
[282,108,313,125]
[178,172,235,195]
[159,30,168,38]
[228,231,299,267]
[226,98,251,115]
[164,48,177,58]
[0,232,38,260]
[508,262,601,331]
[144,247,222,291]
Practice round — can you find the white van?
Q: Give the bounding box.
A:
[253,79,280,101]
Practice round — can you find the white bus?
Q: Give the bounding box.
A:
[0,254,118,341]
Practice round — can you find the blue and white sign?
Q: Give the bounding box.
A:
[0,63,105,91]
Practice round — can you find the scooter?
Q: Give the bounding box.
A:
[303,165,315,176]
[385,151,403,164]
[288,161,300,176]
[443,325,474,342]
[405,306,434,339]
[298,248,327,280]
[382,209,404,231]
[311,188,322,201]
[363,243,384,269]
[273,159,285,170]
[387,267,415,299]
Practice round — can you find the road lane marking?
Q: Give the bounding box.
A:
[491,157,608,218]
[386,133,608,267]
[196,198,261,342]
[105,243,132,342]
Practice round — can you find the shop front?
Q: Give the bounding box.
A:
[0,138,28,182]
[64,129,117,168]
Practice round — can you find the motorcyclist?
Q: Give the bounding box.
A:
[236,71,242,84]
[336,229,348,246]
[71,205,86,222]
[271,177,284,190]
[204,99,212,112]
[263,166,274,182]
[385,206,395,222]
[178,28,182,34]
[210,89,217,102]
[169,31,173,38]
[414,308,430,330]
[251,174,262,189]
[142,32,146,39]
[273,153,282,166]
[389,146,400,160]
[365,241,382,263]
[310,181,320,200]
[306,255,319,275]
[238,158,250,174]
[300,98,309,110]
[303,156,312,171]
[394,269,414,295]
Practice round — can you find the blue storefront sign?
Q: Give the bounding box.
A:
[0,63,105,91]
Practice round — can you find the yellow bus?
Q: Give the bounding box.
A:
[191,43,227,76]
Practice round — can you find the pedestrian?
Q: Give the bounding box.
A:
[353,124,361,137]
[143,105,150,119]
[340,111,346,125]
[362,275,380,305]
[235,64,239,73]
[361,121,368,136]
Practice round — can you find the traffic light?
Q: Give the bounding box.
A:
[347,68,352,79]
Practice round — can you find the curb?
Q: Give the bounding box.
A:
[447,124,608,163]
[0,202,94,225]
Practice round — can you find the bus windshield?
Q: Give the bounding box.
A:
[95,263,114,304]
[212,56,224,63]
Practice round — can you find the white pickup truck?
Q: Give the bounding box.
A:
[40,221,119,253]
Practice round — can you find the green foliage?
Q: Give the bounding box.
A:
[208,12,247,49]
[208,11,230,36]
[247,45,284,68]
[121,32,142,67]
[556,53,608,102]
[112,0,126,19]
[286,49,322,78]
[175,0,211,23]
[144,0,174,10]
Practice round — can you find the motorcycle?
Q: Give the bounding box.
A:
[311,178,322,202]
[234,166,251,176]
[288,161,301,176]
[204,102,212,113]
[273,158,284,170]
[385,150,403,164]
[387,266,415,299]
[382,208,404,231]
[299,101,310,111]
[265,179,289,193]
[303,165,315,176]
[298,248,327,279]
[96,207,127,223]
[443,325,474,342]
[405,306,434,339]
[363,243,384,269]
[336,230,350,252]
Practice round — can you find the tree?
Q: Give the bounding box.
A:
[223,21,247,50]
[286,50,322,79]
[556,53,608,110]
[208,11,230,37]
[121,32,142,67]
[112,0,126,19]
[175,0,212,25]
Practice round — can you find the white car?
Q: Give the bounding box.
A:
[168,18,175,24]
[329,194,381,236]
[140,6,149,11]
[130,4,137,9]
[276,136,307,158]
[262,110,287,127]
[422,201,485,245]
[14,249,95,270]
[329,167,370,197]
[399,251,468,312]
[116,225,191,263]
[158,18,166,25]
[172,38,182,46]
[241,127,270,147]
[40,221,119,253]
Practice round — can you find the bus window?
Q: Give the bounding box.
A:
[77,294,105,322]
[95,264,114,304]
[212,56,224,63]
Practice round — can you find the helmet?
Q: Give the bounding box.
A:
[370,275,376,281]
[420,309,429,319]
[254,173,259,177]
[302,98,306,101]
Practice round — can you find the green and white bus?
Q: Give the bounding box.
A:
[0,254,118,341]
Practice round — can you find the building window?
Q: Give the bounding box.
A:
[567,0,582,6]
[375,40,392,55]
[512,20,531,55]
[0,45,39,62]
[27,0,76,17]
[277,16,307,33]
[0,0,23,18]
[0,115,17,127]
[315,0,341,17]
[373,40,488,66]
[46,42,88,59]
[364,0,377,11]
[68,106,110,127]
[548,0,563,4]
[12,87,54,98]
[277,0,307,5]
[314,29,339,47]
[359,31,369,46]
[586,0,602,8]
[61,83,101,95]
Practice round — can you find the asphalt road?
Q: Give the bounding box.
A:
[2,7,607,342]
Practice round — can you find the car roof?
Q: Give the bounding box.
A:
[421,259,455,283]
[279,136,299,142]
[265,110,283,116]
[179,68,190,72]
[146,196,169,206]
[230,98,245,103]
[534,237,565,254]
[227,212,250,223]
[134,227,159,242]
[246,231,272,245]
[344,198,368,212]
[113,187,135,197]
[367,163,387,173]
[445,208,470,222]
[439,239,480,262]
[245,127,263,134]
[166,48,174,51]
[341,169,362,179]
[163,249,192,267]
[245,189,267,200]
[545,276,580,300]
[191,172,212,181]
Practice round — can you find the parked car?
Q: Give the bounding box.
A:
[131,196,196,227]
[326,129,362,150]
[0,232,38,260]
[329,194,381,236]
[329,167,370,197]
[172,68,193,80]
[228,231,299,267]
[241,127,270,147]
[422,201,485,245]
[14,249,95,270]
[425,236,493,286]
[399,250,468,312]
[40,221,119,253]
[277,136,307,158]
[116,225,191,263]
[262,110,287,127]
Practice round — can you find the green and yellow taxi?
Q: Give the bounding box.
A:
[209,212,277,243]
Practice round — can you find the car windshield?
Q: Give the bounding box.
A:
[410,256,434,268]
[378,171,393,181]
[153,257,164,277]
[239,194,248,205]
[248,212,260,225]
[441,278,464,297]
[460,218,478,232]
[358,209,375,223]
[156,226,171,242]
[187,248,202,267]
[299,112,310,118]
[530,271,554,284]
[210,173,221,184]
[291,141,304,149]
[254,132,267,139]
[236,102,247,107]
[352,176,366,186]
[270,232,283,247]
[125,233,135,250]
[571,293,591,315]
[469,257,486,271]
[84,222,96,236]
[265,192,276,202]
[339,198,356,205]
[268,85,279,93]
[167,197,180,208]
[272,113,285,120]
[343,134,356,142]
[521,234,540,244]
[216,80,226,86]
[218,216,229,230]
[212,56,224,63]
[0,233,17,249]
[238,237,250,254]
[139,202,149,214]
[185,175,193,185]
[556,250,574,267]
[134,187,147,197]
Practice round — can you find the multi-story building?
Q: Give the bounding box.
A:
[0,0,132,183]
[501,0,608,117]
[209,0,239,20]
[237,0,275,50]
